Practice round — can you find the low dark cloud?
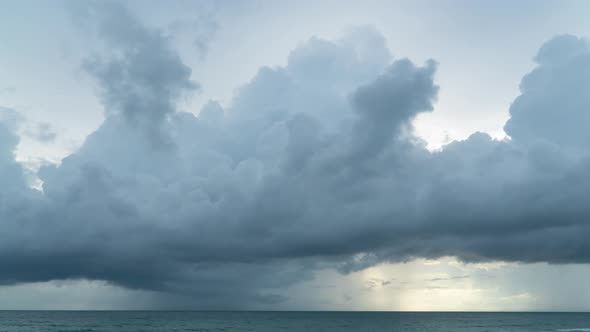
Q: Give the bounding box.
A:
[1,1,590,308]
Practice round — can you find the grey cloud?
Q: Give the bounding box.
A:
[76,0,198,144]
[533,34,588,66]
[25,122,57,143]
[350,58,437,159]
[505,34,590,148]
[0,107,56,143]
[0,107,24,132]
[0,108,23,179]
[168,17,218,61]
[365,278,393,290]
[427,275,469,282]
[2,4,590,308]
[0,108,40,242]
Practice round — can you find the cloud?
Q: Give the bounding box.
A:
[74,0,198,144]
[2,3,590,308]
[427,275,469,282]
[365,278,394,290]
[0,107,57,143]
[23,122,57,143]
[168,16,218,61]
[0,108,30,187]
[0,108,40,251]
[505,34,590,148]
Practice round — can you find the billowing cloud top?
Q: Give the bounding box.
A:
[2,2,590,308]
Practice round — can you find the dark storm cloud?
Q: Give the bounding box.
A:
[2,1,590,307]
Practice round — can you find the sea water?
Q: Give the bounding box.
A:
[1,311,589,331]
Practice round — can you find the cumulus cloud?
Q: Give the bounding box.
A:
[74,0,198,144]
[505,34,590,148]
[2,1,590,308]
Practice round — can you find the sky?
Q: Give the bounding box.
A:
[2,0,590,310]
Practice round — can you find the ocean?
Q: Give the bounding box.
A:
[0,311,589,331]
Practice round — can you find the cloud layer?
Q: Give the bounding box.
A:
[2,2,590,308]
